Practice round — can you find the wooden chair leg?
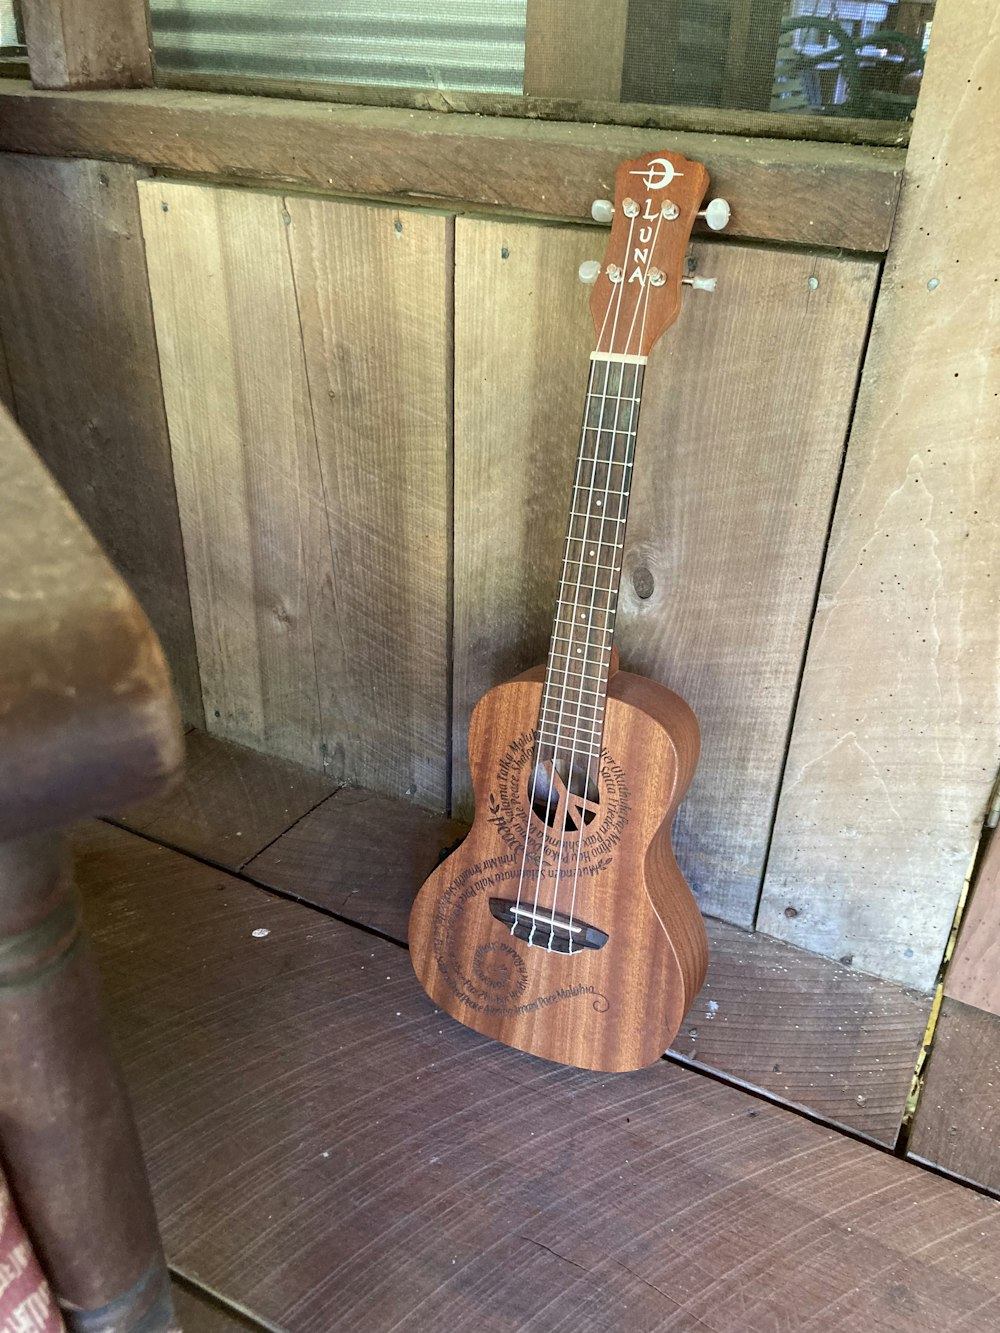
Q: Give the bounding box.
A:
[0,832,177,1333]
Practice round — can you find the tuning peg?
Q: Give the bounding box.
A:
[590,199,615,224]
[578,260,602,285]
[697,198,731,231]
[682,275,717,291]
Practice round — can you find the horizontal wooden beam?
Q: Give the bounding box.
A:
[0,80,904,250]
[159,70,911,148]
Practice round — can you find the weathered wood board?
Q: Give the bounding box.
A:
[19,0,153,90]
[120,729,336,869]
[139,181,451,807]
[74,819,1000,1332]
[0,155,203,724]
[246,787,467,940]
[945,826,1000,1017]
[757,1,1000,990]
[908,997,1000,1197]
[0,79,904,251]
[453,218,878,927]
[171,1282,262,1333]
[157,729,926,1144]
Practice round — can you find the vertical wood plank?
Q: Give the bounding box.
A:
[945,827,1000,1016]
[453,218,878,925]
[757,3,1000,989]
[908,997,1000,1196]
[523,0,629,100]
[285,197,451,808]
[0,155,203,725]
[139,181,326,766]
[140,182,450,806]
[19,0,152,89]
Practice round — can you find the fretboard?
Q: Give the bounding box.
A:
[537,353,644,770]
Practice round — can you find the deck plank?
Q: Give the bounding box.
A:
[74,821,999,1333]
[119,730,336,869]
[908,997,1000,1196]
[128,733,928,1144]
[171,1282,264,1332]
[245,788,467,938]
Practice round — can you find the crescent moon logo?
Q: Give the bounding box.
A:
[629,157,681,189]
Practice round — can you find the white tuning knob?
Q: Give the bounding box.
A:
[681,275,717,291]
[578,260,602,285]
[590,199,615,224]
[698,198,731,231]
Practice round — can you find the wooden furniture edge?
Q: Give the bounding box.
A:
[0,80,904,250]
[0,402,183,839]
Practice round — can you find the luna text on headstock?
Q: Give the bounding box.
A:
[586,151,721,361]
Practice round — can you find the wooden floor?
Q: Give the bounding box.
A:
[74,732,1000,1332]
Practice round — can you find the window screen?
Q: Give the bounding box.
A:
[150,0,933,139]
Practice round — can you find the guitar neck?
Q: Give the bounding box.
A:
[537,352,646,768]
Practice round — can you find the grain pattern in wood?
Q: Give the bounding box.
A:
[523,0,628,100]
[246,788,467,938]
[139,181,450,805]
[0,80,904,251]
[944,826,1000,1016]
[411,667,708,1072]
[157,69,911,147]
[453,219,879,926]
[674,922,930,1145]
[105,735,930,1142]
[171,1283,265,1333]
[120,729,336,869]
[19,0,152,89]
[908,997,1000,1197]
[138,179,333,772]
[74,819,1000,1333]
[0,155,203,725]
[282,194,451,806]
[757,2,1000,990]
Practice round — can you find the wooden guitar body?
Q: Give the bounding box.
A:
[409,665,708,1072]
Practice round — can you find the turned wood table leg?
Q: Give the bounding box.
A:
[0,832,177,1332]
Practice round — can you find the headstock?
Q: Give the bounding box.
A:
[587,151,713,360]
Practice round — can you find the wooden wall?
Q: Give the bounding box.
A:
[756,0,1000,994]
[0,0,994,1036]
[137,181,451,805]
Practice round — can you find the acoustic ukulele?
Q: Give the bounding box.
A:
[410,150,728,1072]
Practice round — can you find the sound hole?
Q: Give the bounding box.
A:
[529,756,600,832]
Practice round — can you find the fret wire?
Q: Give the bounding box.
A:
[541,719,602,741]
[568,508,626,523]
[569,488,633,506]
[544,655,612,682]
[560,560,623,576]
[550,630,614,647]
[544,703,608,725]
[541,679,605,699]
[540,700,604,719]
